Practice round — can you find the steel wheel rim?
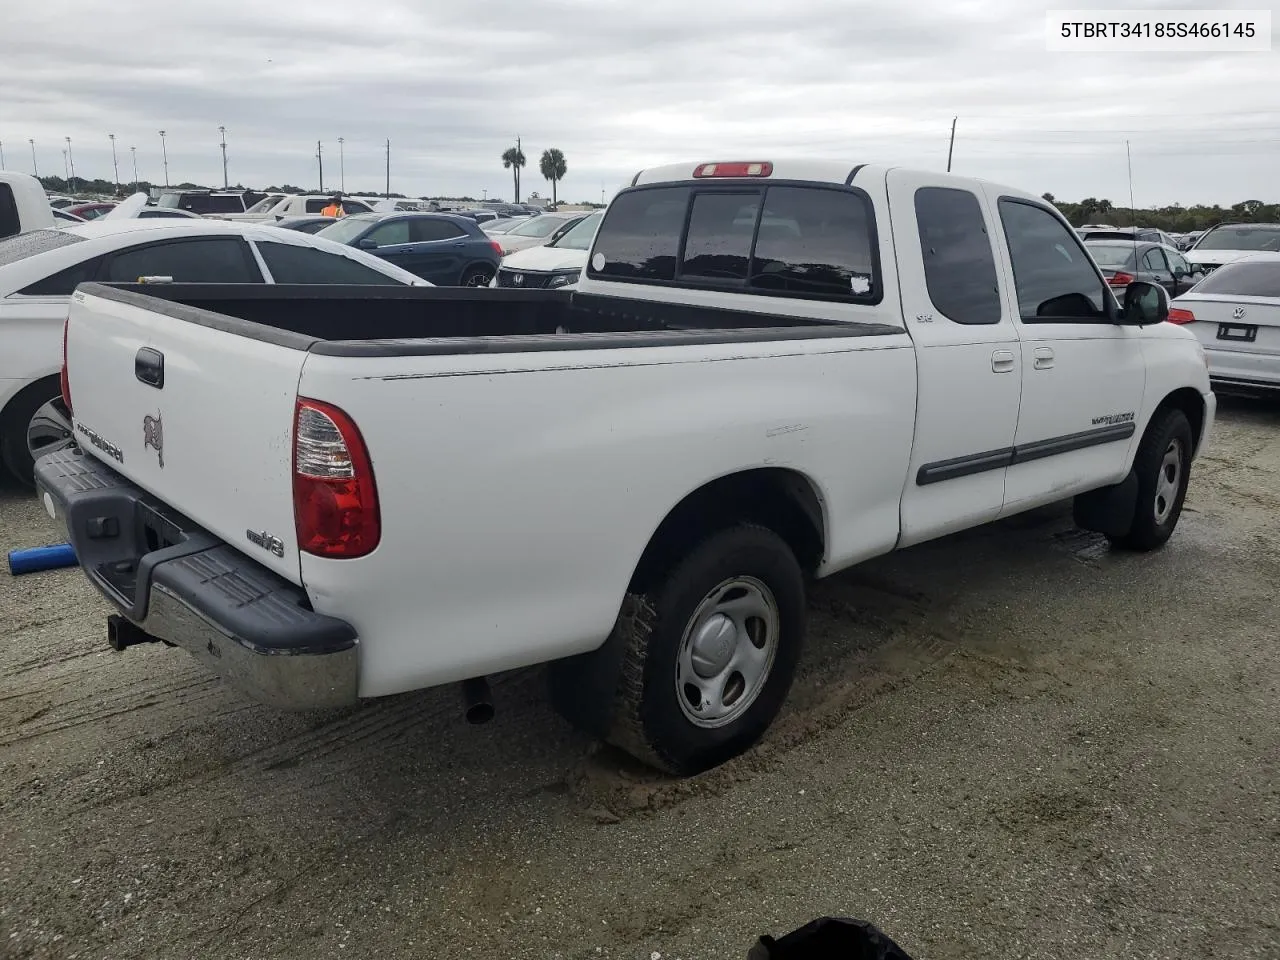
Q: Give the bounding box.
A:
[27,396,75,462]
[1154,437,1184,524]
[675,576,780,729]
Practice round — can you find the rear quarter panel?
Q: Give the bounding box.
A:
[298,336,918,697]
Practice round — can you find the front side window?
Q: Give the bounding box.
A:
[551,213,602,250]
[102,238,263,283]
[366,220,411,247]
[913,186,1001,325]
[998,199,1107,321]
[256,241,404,284]
[304,199,329,214]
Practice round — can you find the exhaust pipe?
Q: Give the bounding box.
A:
[107,614,160,652]
[461,676,494,725]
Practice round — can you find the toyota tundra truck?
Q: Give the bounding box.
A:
[34,160,1215,775]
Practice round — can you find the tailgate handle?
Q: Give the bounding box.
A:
[135,347,164,389]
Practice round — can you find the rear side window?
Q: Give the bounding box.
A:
[343,200,373,214]
[412,219,467,242]
[1190,261,1280,298]
[998,199,1107,322]
[256,241,403,284]
[589,187,688,281]
[18,256,105,296]
[206,196,246,213]
[305,199,329,214]
[913,187,1001,325]
[0,184,20,239]
[102,238,263,283]
[590,184,877,301]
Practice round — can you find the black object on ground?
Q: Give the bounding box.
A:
[747,917,915,959]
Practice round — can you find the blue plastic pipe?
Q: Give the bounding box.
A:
[7,543,78,576]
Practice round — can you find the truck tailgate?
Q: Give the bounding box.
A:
[64,287,307,584]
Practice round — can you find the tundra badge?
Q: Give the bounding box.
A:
[142,412,164,468]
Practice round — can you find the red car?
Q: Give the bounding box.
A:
[65,202,116,220]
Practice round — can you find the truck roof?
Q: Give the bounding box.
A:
[629,160,994,192]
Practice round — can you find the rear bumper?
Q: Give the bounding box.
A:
[33,448,359,710]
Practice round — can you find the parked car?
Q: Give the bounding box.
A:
[1185,223,1280,273]
[492,212,602,288]
[273,215,338,234]
[51,208,87,226]
[1084,239,1204,297]
[452,208,506,225]
[1080,226,1179,249]
[156,190,266,215]
[1169,252,1280,394]
[218,195,374,223]
[0,219,426,485]
[479,201,527,217]
[481,217,529,235]
[65,202,117,221]
[316,212,502,285]
[36,159,1212,777]
[46,196,76,209]
[136,207,204,220]
[492,212,587,255]
[1178,230,1204,251]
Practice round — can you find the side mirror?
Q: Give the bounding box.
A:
[357,237,378,250]
[1122,280,1169,326]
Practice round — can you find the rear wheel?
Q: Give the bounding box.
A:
[1108,408,1193,551]
[460,265,495,287]
[0,378,72,488]
[556,524,806,775]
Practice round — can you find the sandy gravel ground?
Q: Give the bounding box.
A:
[1,398,1277,960]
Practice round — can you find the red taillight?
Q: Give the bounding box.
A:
[1167,307,1197,325]
[60,317,73,415]
[692,162,774,179]
[1108,271,1136,286]
[491,240,504,257]
[292,398,380,559]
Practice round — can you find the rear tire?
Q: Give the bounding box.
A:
[0,378,71,488]
[1108,408,1193,551]
[557,523,806,776]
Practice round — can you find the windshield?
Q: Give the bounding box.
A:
[157,194,185,208]
[1085,244,1138,268]
[1190,259,1280,297]
[549,213,602,250]
[484,219,524,234]
[507,216,568,239]
[1193,225,1280,252]
[315,215,377,245]
[0,229,84,267]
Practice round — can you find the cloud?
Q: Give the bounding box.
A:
[2,0,1276,204]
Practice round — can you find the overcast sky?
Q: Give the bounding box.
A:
[2,0,1277,205]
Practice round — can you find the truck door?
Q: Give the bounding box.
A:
[984,193,1146,516]
[886,170,1023,547]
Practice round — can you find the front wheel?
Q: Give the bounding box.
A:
[575,524,807,775]
[460,265,495,287]
[1108,408,1194,551]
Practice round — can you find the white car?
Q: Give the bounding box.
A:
[1185,222,1280,274]
[491,212,587,256]
[0,218,425,484]
[1170,252,1280,394]
[491,211,601,288]
[39,159,1212,776]
[216,195,375,223]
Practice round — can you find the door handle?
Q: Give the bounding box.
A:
[1033,347,1055,370]
[135,347,164,388]
[991,349,1015,373]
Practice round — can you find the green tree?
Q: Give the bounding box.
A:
[539,148,568,206]
[501,145,526,203]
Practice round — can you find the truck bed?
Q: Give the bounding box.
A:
[80,283,904,356]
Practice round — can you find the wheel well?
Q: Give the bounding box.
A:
[628,468,826,592]
[0,374,60,434]
[1151,387,1206,450]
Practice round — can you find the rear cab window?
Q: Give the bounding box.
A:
[587,182,878,302]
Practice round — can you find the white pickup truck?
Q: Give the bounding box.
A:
[35,160,1215,775]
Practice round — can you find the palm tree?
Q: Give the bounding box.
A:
[539,148,568,207]
[501,145,526,203]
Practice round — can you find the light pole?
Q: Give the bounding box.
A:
[62,149,69,186]
[130,146,138,192]
[65,137,75,193]
[385,138,390,199]
[108,134,120,195]
[337,137,345,192]
[316,140,324,192]
[0,141,5,169]
[218,126,228,188]
[158,130,169,188]
[29,139,37,178]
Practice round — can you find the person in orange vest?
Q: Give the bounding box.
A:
[320,193,344,218]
